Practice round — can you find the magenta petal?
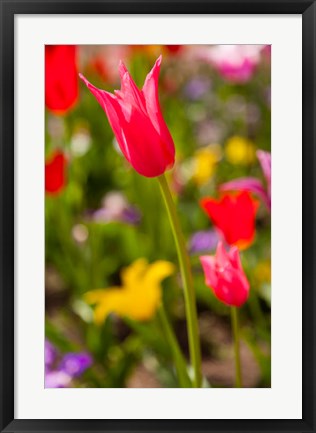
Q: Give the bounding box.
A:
[79,74,133,163]
[200,255,218,288]
[119,103,173,176]
[228,246,242,270]
[142,56,175,160]
[215,241,229,268]
[257,150,271,194]
[220,177,270,210]
[119,68,146,113]
[118,60,128,79]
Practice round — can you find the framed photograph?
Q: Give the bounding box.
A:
[0,0,315,432]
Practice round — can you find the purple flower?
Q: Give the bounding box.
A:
[45,370,72,388]
[45,340,92,388]
[184,78,211,100]
[220,150,271,210]
[45,339,57,369]
[91,191,141,225]
[189,229,219,254]
[60,352,92,377]
[121,207,142,224]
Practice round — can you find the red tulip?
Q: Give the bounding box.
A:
[79,56,175,177]
[45,151,67,195]
[164,45,182,54]
[200,242,250,307]
[45,45,78,114]
[89,56,109,82]
[200,191,259,250]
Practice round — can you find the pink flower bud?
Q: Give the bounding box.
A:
[200,242,250,307]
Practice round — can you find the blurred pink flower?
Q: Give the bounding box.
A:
[200,242,250,307]
[257,150,271,196]
[45,371,72,388]
[220,150,271,210]
[197,45,265,83]
[80,56,175,177]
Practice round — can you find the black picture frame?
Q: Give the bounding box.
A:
[0,0,315,432]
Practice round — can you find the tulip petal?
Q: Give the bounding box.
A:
[119,62,147,113]
[220,177,270,210]
[93,289,129,324]
[257,150,271,194]
[116,102,174,176]
[215,241,229,269]
[121,258,148,288]
[200,197,232,246]
[201,192,258,249]
[144,260,175,285]
[142,55,175,160]
[79,74,132,162]
[84,259,174,323]
[84,287,121,304]
[228,246,242,270]
[216,268,249,306]
[200,255,218,288]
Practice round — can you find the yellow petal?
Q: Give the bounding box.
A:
[85,259,175,324]
[143,260,175,286]
[93,289,128,324]
[93,288,159,323]
[84,287,121,304]
[121,258,148,288]
[125,290,161,321]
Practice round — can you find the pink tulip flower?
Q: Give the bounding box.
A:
[200,242,250,307]
[79,56,175,177]
[196,45,265,84]
[257,150,271,197]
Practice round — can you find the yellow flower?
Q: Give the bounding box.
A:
[225,136,256,165]
[191,145,222,186]
[84,259,175,324]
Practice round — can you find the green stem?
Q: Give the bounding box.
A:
[231,307,242,388]
[157,174,202,388]
[157,306,192,388]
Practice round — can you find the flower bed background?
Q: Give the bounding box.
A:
[45,44,271,388]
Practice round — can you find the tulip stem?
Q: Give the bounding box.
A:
[157,174,202,388]
[157,306,192,388]
[230,306,242,388]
